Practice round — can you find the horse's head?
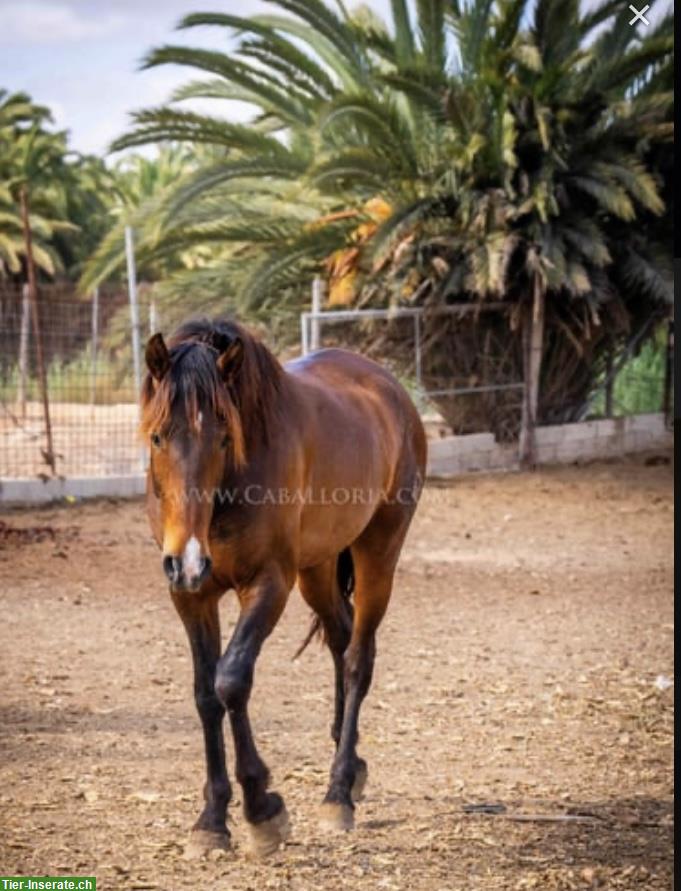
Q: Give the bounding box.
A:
[141,329,244,593]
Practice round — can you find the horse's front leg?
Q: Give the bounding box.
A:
[214,570,291,858]
[172,591,232,856]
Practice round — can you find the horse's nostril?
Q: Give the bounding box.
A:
[163,555,182,584]
[162,553,210,590]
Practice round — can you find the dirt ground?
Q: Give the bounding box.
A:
[0,454,673,890]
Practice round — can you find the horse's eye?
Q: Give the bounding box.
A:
[220,434,230,449]
[151,433,162,448]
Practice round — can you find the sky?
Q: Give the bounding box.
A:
[0,0,390,158]
[0,0,671,160]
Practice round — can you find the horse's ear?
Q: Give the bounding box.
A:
[217,336,244,383]
[145,333,170,381]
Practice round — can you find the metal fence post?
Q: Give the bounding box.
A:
[311,277,324,351]
[300,313,310,357]
[125,226,146,472]
[125,226,142,400]
[125,226,142,397]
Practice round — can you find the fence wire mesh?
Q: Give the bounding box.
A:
[0,283,152,479]
[0,282,672,485]
[302,305,527,442]
[303,307,672,434]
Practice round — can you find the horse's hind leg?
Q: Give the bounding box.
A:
[298,559,358,771]
[320,505,412,832]
[171,591,232,856]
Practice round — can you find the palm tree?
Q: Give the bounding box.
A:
[55,152,115,278]
[81,4,372,319]
[1,89,117,279]
[88,0,673,430]
[78,145,201,294]
[0,91,77,279]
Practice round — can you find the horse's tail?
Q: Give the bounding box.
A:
[293,548,355,660]
[336,546,355,603]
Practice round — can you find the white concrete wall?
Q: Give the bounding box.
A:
[428,431,520,476]
[0,474,145,505]
[427,413,672,478]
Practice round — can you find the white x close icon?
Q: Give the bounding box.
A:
[628,4,651,25]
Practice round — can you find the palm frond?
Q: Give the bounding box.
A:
[165,156,309,217]
[390,0,416,63]
[111,109,293,154]
[141,45,312,124]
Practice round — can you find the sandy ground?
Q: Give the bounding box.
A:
[0,454,673,890]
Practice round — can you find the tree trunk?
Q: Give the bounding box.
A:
[19,183,55,474]
[604,348,614,418]
[519,274,546,467]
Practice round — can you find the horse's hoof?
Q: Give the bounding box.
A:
[319,801,354,833]
[247,804,291,859]
[352,759,368,803]
[183,829,231,860]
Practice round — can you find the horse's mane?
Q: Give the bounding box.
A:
[140,317,284,468]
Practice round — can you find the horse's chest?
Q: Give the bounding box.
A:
[209,506,296,584]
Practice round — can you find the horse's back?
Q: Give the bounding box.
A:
[286,348,414,408]
[287,347,399,383]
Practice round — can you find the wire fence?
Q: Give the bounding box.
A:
[0,282,155,479]
[0,280,672,484]
[301,301,673,447]
[301,301,527,442]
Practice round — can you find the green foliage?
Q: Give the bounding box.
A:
[78,145,202,294]
[86,1,671,309]
[0,88,112,280]
[77,0,673,418]
[590,327,669,418]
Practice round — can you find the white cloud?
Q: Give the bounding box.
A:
[0,2,126,45]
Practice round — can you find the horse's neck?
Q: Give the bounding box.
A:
[222,371,298,482]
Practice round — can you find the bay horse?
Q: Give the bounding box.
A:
[141,318,426,858]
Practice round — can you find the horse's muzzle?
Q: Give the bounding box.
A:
[163,554,212,593]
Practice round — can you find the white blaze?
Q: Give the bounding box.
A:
[183,535,202,580]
